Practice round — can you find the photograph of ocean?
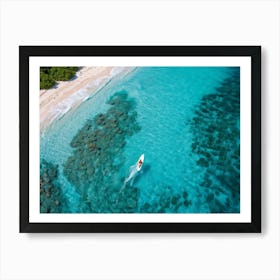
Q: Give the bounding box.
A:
[40,66,240,214]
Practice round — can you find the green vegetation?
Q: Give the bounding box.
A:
[40,67,80,90]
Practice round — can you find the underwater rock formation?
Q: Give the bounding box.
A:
[63,90,141,213]
[40,159,68,213]
[139,186,191,213]
[189,68,240,213]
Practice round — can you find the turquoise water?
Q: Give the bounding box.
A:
[40,67,240,213]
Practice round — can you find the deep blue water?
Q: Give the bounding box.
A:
[40,67,240,213]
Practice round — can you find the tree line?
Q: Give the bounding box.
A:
[40,67,80,89]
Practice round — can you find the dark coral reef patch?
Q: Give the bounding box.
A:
[63,90,141,213]
[188,68,240,213]
[40,159,68,213]
[139,186,192,213]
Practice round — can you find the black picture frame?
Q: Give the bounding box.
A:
[20,46,261,233]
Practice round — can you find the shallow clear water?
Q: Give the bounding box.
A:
[40,67,240,213]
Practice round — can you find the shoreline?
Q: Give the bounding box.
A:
[40,66,136,133]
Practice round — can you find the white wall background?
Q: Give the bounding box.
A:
[0,0,279,279]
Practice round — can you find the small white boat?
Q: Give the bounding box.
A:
[136,154,144,172]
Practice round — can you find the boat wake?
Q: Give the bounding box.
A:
[122,163,138,188]
[120,154,144,193]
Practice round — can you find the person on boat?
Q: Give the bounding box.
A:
[138,159,143,168]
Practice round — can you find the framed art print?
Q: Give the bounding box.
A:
[19,46,261,233]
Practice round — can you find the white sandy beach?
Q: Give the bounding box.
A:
[40,66,134,132]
